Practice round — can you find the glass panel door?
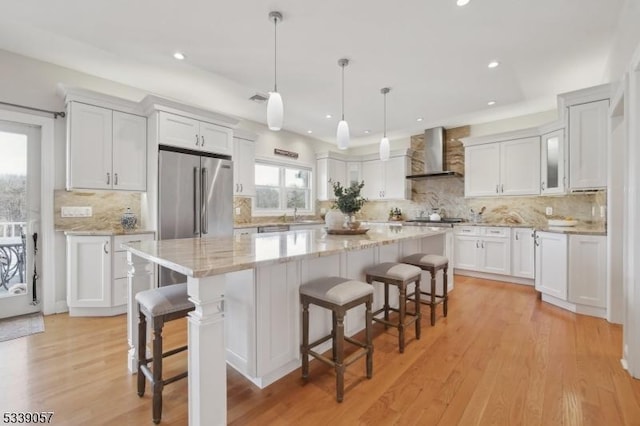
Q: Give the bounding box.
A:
[0,120,41,318]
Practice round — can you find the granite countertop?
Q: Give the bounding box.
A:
[123,224,447,278]
[63,229,156,236]
[234,220,324,229]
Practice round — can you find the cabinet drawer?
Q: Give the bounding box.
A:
[481,227,510,238]
[114,233,154,252]
[454,226,479,236]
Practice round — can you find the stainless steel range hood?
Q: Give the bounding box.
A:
[406,127,461,179]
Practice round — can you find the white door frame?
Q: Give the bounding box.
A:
[0,109,55,315]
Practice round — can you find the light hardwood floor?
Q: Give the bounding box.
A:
[1,276,640,425]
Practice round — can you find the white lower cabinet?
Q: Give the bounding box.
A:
[511,228,535,279]
[535,231,607,317]
[454,226,511,275]
[67,233,154,316]
[568,235,607,308]
[534,231,567,299]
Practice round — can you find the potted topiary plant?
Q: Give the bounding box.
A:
[329,180,367,229]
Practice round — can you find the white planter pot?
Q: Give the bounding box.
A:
[325,210,345,230]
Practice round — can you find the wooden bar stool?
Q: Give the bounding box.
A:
[365,262,422,353]
[300,277,374,402]
[402,254,449,326]
[136,283,195,424]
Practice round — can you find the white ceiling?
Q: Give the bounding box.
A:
[0,0,625,147]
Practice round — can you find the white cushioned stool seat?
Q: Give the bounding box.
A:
[136,283,194,317]
[402,253,448,268]
[365,262,422,281]
[300,276,373,305]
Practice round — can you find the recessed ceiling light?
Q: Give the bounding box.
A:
[364,130,371,134]
[488,61,500,69]
[416,117,424,122]
[307,130,313,134]
[456,0,470,6]
[325,114,332,119]
[173,52,186,60]
[487,100,496,106]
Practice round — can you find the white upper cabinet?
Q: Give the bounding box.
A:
[361,154,411,200]
[112,111,147,191]
[464,143,500,197]
[158,111,233,156]
[464,137,540,197]
[233,137,256,197]
[500,137,541,196]
[316,154,346,201]
[67,102,147,191]
[540,129,567,195]
[568,99,609,190]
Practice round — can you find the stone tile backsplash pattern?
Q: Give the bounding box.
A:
[54,190,142,231]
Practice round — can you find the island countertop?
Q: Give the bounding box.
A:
[123,224,448,278]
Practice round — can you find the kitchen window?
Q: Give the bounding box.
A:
[254,161,312,214]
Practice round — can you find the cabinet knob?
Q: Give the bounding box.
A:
[541,181,546,191]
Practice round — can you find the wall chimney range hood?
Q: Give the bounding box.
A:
[406,127,461,179]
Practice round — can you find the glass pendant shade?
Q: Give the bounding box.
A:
[379,137,390,161]
[267,91,283,131]
[337,120,350,150]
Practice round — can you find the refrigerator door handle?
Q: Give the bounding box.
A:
[201,167,208,234]
[194,167,200,235]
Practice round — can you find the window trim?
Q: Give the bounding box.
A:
[252,157,315,216]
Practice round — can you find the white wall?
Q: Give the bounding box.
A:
[604,0,640,82]
[469,110,558,137]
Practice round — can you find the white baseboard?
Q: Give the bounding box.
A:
[454,269,534,286]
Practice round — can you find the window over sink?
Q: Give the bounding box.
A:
[254,160,312,215]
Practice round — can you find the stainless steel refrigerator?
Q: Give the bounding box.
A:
[158,145,233,286]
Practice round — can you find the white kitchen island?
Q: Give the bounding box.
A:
[123,224,450,426]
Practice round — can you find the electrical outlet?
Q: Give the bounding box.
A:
[61,206,92,217]
[235,207,241,215]
[545,207,553,216]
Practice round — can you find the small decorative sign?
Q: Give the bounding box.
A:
[274,148,299,159]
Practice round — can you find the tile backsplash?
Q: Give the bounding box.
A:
[54,190,142,231]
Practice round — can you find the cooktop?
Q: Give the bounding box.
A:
[405,218,465,223]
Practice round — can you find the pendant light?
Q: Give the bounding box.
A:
[267,11,284,131]
[336,58,350,150]
[379,87,391,161]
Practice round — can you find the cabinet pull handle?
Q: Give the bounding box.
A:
[496,184,499,194]
[195,134,199,146]
[501,184,504,193]
[490,230,500,234]
[106,172,110,185]
[534,235,540,247]
[103,241,109,254]
[515,234,519,240]
[541,181,545,190]
[481,241,485,248]
[240,183,243,192]
[235,184,239,192]
[201,167,208,234]
[114,173,118,186]
[476,240,479,248]
[194,167,200,235]
[201,136,205,146]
